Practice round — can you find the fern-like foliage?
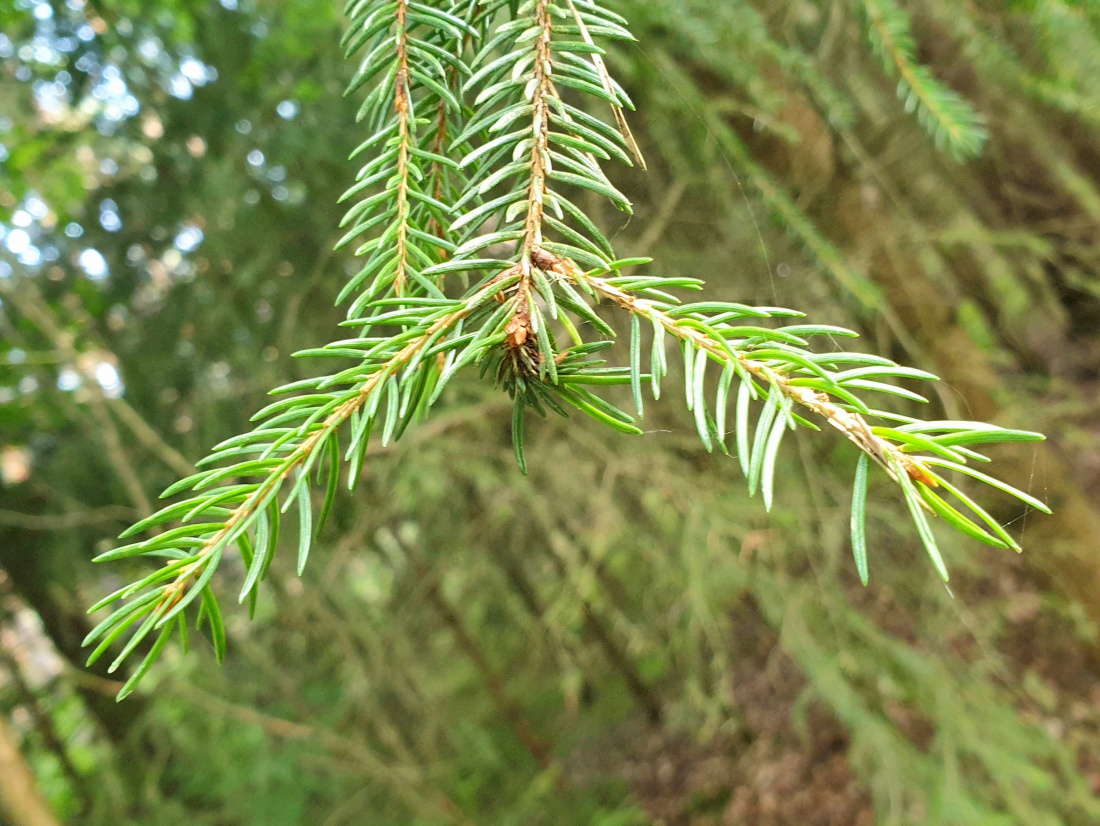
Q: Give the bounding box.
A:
[86,0,1046,698]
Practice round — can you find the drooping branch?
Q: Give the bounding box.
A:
[83,0,1050,697]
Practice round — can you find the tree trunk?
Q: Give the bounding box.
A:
[0,713,61,826]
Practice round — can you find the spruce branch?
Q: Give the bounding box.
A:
[861,0,988,160]
[85,276,516,700]
[338,0,479,308]
[555,262,1048,580]
[445,0,637,272]
[85,0,1050,695]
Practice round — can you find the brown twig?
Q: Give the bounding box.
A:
[521,0,555,263]
[0,641,91,811]
[392,0,413,295]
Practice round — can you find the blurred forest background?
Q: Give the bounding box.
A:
[3,0,1100,823]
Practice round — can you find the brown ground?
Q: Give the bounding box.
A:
[573,556,1100,825]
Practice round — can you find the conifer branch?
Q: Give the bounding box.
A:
[862,0,988,160]
[337,0,478,310]
[85,0,1049,695]
[575,268,933,487]
[85,275,515,699]
[525,251,1047,583]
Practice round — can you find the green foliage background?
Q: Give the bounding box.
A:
[2,0,1100,823]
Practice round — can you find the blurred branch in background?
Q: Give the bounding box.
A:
[0,712,61,826]
[0,505,136,531]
